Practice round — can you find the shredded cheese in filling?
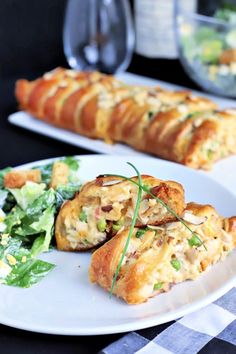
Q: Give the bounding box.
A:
[112,212,235,302]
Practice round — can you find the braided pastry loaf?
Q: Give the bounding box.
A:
[15,68,236,169]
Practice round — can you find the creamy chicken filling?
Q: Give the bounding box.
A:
[149,220,234,297]
[113,215,235,300]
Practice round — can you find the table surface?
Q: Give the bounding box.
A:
[0,57,229,354]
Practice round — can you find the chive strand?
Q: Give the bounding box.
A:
[110,163,143,296]
[142,186,207,251]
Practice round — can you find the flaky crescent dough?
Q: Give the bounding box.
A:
[15,68,236,170]
[89,203,236,304]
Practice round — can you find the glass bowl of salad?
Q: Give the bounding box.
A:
[175,2,236,97]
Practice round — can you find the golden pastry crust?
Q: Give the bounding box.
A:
[14,68,236,170]
[224,216,236,245]
[4,170,41,188]
[89,202,236,304]
[15,68,119,133]
[55,174,185,251]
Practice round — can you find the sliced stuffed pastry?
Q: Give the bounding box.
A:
[89,202,236,304]
[55,175,185,251]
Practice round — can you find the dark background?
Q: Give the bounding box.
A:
[0,1,220,354]
[0,0,200,169]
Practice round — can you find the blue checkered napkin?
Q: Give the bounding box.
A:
[101,287,236,354]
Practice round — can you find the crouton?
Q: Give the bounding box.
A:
[4,170,41,188]
[50,161,70,189]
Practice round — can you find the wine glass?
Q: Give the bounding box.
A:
[63,0,135,73]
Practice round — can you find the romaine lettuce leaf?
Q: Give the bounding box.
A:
[214,7,236,24]
[0,234,55,288]
[8,182,46,210]
[55,183,80,208]
[195,27,221,43]
[63,156,80,171]
[6,258,55,288]
[30,207,55,256]
[4,190,56,243]
[5,205,25,235]
[0,208,6,233]
[2,192,16,213]
[26,188,56,216]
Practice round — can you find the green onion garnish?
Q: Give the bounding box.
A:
[185,111,201,120]
[188,234,203,248]
[148,111,155,120]
[136,229,146,238]
[112,219,124,232]
[170,258,181,271]
[110,163,143,296]
[79,209,87,222]
[97,218,107,232]
[136,227,155,238]
[112,223,122,232]
[153,282,163,290]
[207,150,214,160]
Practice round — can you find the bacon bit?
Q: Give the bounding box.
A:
[95,177,103,186]
[149,184,169,204]
[101,205,113,212]
[156,238,163,247]
[130,251,139,260]
[150,183,168,195]
[200,260,208,271]
[94,207,101,220]
[167,236,174,244]
[116,273,122,282]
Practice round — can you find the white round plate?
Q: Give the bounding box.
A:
[0,155,236,335]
